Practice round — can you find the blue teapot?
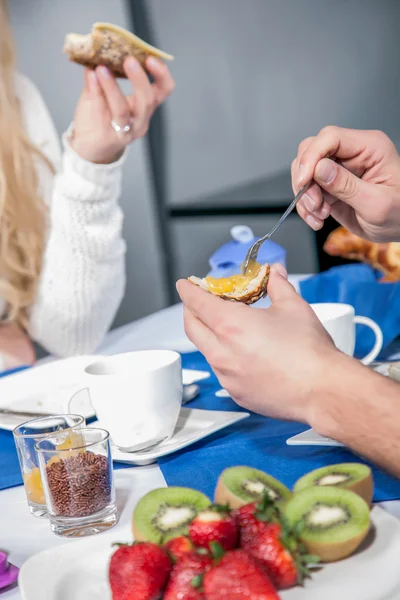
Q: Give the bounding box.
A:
[206,226,287,280]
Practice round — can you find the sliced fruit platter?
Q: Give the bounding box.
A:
[110,463,374,599]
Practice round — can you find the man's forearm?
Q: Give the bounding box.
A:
[309,354,400,478]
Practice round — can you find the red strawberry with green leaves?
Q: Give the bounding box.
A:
[235,492,282,545]
[189,506,238,551]
[109,542,171,600]
[203,549,280,600]
[165,536,194,563]
[164,551,212,600]
[236,494,318,589]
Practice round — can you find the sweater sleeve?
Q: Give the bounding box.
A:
[25,83,127,357]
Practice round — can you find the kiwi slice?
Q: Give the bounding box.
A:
[214,466,292,508]
[284,486,370,562]
[133,487,211,543]
[294,463,373,506]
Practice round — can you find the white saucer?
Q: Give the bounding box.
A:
[95,407,249,466]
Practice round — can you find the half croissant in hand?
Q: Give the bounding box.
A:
[64,22,174,77]
[324,226,400,282]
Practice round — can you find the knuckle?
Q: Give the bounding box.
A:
[166,79,176,95]
[319,125,339,138]
[371,194,392,225]
[208,349,226,372]
[336,171,357,198]
[297,136,314,155]
[216,315,241,339]
[371,129,390,146]
[115,108,131,124]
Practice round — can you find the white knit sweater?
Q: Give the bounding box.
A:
[8,74,127,357]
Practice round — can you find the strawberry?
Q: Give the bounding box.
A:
[165,536,194,563]
[203,549,280,600]
[189,506,238,551]
[109,542,171,600]
[164,552,212,600]
[236,495,318,589]
[246,521,301,589]
[235,502,267,545]
[235,493,281,548]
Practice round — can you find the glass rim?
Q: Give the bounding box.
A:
[12,414,85,439]
[34,427,110,454]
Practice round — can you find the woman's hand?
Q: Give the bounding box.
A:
[292,126,400,241]
[70,56,175,165]
[0,323,35,370]
[177,265,336,423]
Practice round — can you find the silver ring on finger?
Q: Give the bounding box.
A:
[111,118,133,135]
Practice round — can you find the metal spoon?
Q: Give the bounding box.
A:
[241,181,312,274]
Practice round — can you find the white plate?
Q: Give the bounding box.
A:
[100,407,250,466]
[19,506,400,600]
[0,357,210,431]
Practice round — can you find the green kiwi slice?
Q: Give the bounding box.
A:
[214,466,292,508]
[284,486,370,562]
[132,487,211,543]
[294,463,373,506]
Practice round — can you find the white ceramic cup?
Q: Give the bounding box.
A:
[68,350,183,451]
[311,303,383,365]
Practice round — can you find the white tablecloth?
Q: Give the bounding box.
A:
[1,276,399,599]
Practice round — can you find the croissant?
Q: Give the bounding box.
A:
[323,226,400,282]
[64,22,174,78]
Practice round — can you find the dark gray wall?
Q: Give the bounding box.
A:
[9,0,400,324]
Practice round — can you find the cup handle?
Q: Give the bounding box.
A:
[67,387,94,416]
[353,316,383,365]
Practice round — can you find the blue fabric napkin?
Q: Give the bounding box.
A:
[158,352,400,503]
[300,264,400,359]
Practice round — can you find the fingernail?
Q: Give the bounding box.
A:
[88,70,99,88]
[126,57,139,72]
[98,66,110,79]
[274,263,288,279]
[320,203,330,219]
[302,193,315,212]
[298,164,305,184]
[316,159,337,184]
[147,56,159,68]
[306,215,323,230]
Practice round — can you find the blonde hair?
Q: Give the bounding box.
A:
[0,0,51,329]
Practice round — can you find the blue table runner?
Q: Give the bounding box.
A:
[1,354,400,503]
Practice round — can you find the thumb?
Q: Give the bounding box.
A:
[267,264,298,303]
[314,158,371,207]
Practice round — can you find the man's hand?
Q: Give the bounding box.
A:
[292,126,400,241]
[178,267,400,478]
[177,265,335,423]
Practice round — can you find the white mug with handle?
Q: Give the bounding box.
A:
[67,350,183,451]
[311,303,383,365]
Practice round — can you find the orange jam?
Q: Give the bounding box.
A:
[22,432,84,505]
[205,261,261,294]
[23,468,45,505]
